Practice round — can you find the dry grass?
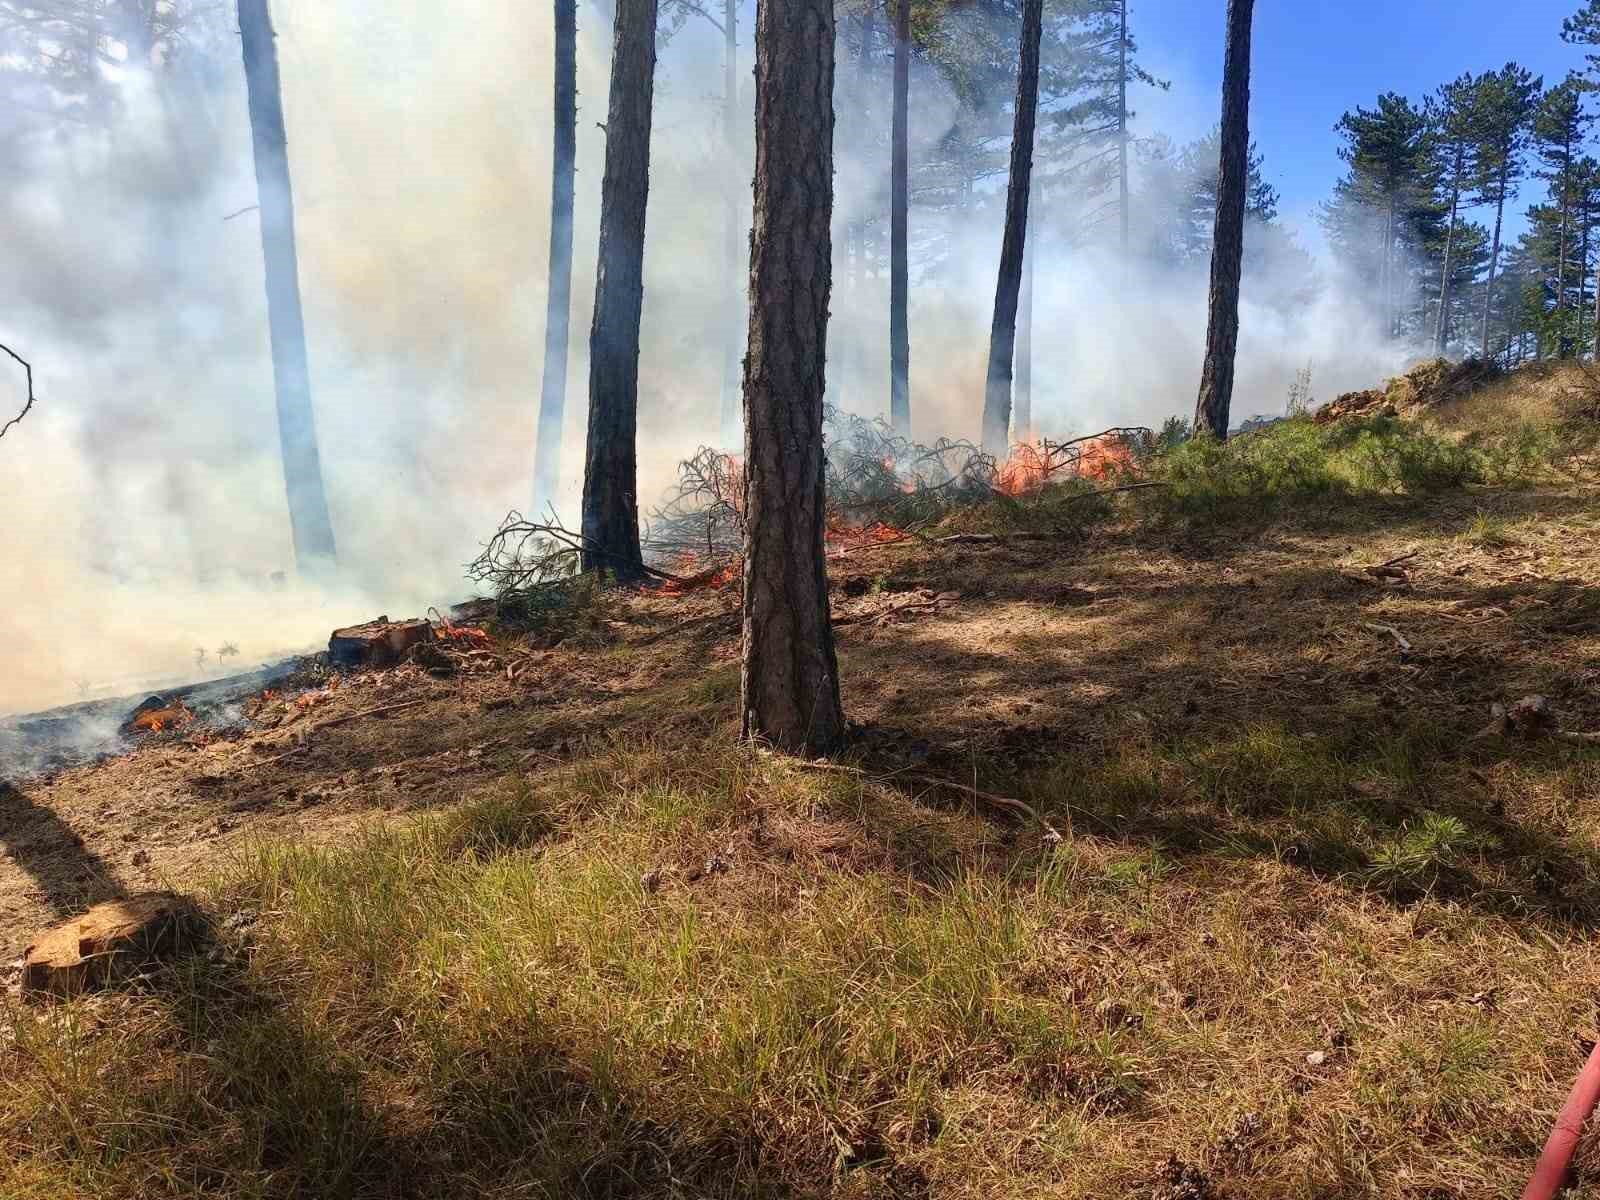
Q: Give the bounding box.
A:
[4,733,1600,1198]
[3,363,1600,1198]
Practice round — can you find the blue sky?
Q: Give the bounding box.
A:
[1131,0,1589,249]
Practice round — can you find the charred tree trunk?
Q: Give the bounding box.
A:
[238,0,337,572]
[888,0,910,436]
[980,0,1043,455]
[581,0,657,580]
[741,0,844,755]
[534,0,578,513]
[1015,215,1035,441]
[1434,142,1463,356]
[719,0,742,445]
[1193,0,1254,441]
[1481,161,1508,358]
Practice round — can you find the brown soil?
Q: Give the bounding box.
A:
[5,484,1600,961]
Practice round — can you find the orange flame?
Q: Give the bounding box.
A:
[132,701,194,734]
[437,620,493,647]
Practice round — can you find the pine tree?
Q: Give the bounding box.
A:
[741,0,845,754]
[1322,94,1434,340]
[1533,76,1593,356]
[889,0,910,435]
[1194,0,1254,441]
[534,0,578,514]
[238,0,338,573]
[980,0,1043,454]
[1470,64,1542,357]
[1562,2,1600,72]
[1430,74,1478,355]
[1153,129,1277,264]
[581,0,658,580]
[719,0,743,444]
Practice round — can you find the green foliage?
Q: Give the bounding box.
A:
[1141,417,1343,521]
[1139,410,1554,524]
[1365,812,1489,897]
[1345,418,1482,493]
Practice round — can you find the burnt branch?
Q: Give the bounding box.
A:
[0,343,36,441]
[468,511,692,617]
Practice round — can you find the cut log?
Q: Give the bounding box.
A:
[328,617,433,669]
[21,892,205,997]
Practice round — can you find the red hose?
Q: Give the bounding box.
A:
[1523,1040,1600,1200]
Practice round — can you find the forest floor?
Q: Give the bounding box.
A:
[5,366,1600,1198]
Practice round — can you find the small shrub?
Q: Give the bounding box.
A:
[1141,416,1343,522]
[1345,418,1481,493]
[1364,812,1488,896]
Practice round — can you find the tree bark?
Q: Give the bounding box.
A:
[1193,0,1254,441]
[1481,160,1508,358]
[889,0,910,436]
[719,0,743,445]
[1434,142,1463,356]
[1578,196,1592,358]
[980,0,1043,455]
[238,0,338,572]
[1015,213,1035,441]
[1118,0,1129,257]
[1557,128,1573,350]
[741,0,844,755]
[534,0,578,513]
[581,0,657,580]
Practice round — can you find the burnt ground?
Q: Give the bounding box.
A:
[3,483,1598,960]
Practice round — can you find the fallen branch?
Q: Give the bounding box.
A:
[1557,730,1600,745]
[634,610,739,646]
[1364,623,1413,654]
[0,344,36,441]
[833,599,944,627]
[1375,549,1420,570]
[786,757,1050,827]
[313,698,429,731]
[247,699,430,766]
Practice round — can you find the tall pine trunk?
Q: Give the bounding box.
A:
[1015,219,1034,441]
[1117,0,1129,256]
[581,0,657,580]
[741,0,844,754]
[1556,130,1573,354]
[238,0,337,572]
[1480,161,1508,358]
[888,0,910,436]
[719,0,742,444]
[980,0,1043,455]
[534,0,578,513]
[1578,196,1591,358]
[1193,0,1254,440]
[1434,142,1463,356]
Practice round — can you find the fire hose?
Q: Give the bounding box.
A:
[1522,1040,1600,1200]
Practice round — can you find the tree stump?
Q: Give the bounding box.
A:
[21,892,205,997]
[328,617,433,669]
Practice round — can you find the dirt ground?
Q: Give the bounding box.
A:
[4,481,1598,965]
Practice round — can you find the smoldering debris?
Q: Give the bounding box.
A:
[0,659,304,781]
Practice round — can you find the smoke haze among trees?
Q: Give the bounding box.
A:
[0,0,1558,713]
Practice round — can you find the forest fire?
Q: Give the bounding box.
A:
[995,432,1139,496]
[129,699,195,735]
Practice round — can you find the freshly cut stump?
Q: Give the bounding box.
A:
[328,617,433,668]
[21,892,204,998]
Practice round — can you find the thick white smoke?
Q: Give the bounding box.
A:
[0,0,1408,715]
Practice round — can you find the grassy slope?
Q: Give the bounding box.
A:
[4,364,1600,1199]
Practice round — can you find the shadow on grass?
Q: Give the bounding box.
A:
[0,781,127,917]
[13,920,794,1200]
